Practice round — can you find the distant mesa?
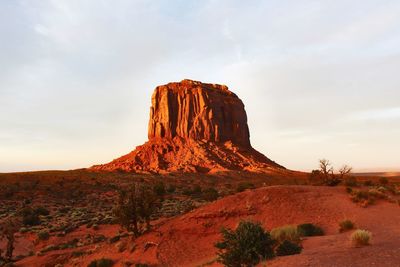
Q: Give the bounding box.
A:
[91,79,283,173]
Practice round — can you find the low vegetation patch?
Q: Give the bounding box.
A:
[351,229,371,247]
[339,219,354,232]
[88,258,114,267]
[236,182,255,193]
[202,187,219,201]
[270,225,300,243]
[297,223,324,237]
[215,221,275,267]
[344,177,357,187]
[276,240,302,256]
[37,230,50,240]
[21,207,41,226]
[349,188,389,207]
[379,177,388,185]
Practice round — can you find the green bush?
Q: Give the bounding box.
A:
[339,219,354,232]
[270,225,300,243]
[297,223,324,237]
[88,258,114,267]
[215,221,275,267]
[276,240,302,256]
[351,229,371,247]
[37,230,50,240]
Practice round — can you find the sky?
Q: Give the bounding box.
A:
[1,0,399,173]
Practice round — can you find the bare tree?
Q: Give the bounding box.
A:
[113,183,161,236]
[318,159,342,186]
[338,165,352,179]
[319,159,333,177]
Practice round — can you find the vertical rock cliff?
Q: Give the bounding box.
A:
[91,79,283,173]
[148,79,250,147]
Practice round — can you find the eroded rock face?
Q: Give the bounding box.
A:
[91,79,283,173]
[148,79,250,147]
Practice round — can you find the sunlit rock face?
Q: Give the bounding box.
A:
[148,79,250,147]
[91,79,283,173]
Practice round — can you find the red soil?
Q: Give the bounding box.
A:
[16,185,400,267]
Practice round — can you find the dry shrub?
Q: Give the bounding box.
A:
[270,225,300,243]
[351,229,371,247]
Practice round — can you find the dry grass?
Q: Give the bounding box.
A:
[351,229,371,247]
[270,225,300,243]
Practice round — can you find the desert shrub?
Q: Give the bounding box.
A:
[37,230,50,240]
[215,221,275,267]
[88,258,114,267]
[182,185,202,197]
[19,227,29,233]
[379,177,388,185]
[339,219,354,232]
[192,185,202,196]
[72,250,85,257]
[153,182,165,197]
[367,188,386,199]
[236,182,255,193]
[270,225,300,243]
[363,180,373,186]
[166,184,176,194]
[35,206,50,216]
[297,223,324,237]
[58,207,70,214]
[21,207,41,226]
[135,264,149,267]
[309,169,322,185]
[325,176,341,186]
[276,240,302,256]
[346,187,353,194]
[351,229,371,247]
[350,189,381,206]
[202,188,219,201]
[344,177,357,187]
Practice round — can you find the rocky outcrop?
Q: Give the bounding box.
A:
[148,79,250,147]
[91,79,283,173]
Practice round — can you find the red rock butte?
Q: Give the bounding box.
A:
[91,79,283,173]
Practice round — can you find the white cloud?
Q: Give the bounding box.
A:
[1,0,400,172]
[349,107,400,121]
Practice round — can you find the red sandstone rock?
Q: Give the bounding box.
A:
[148,79,250,147]
[91,79,283,173]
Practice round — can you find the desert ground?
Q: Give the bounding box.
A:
[1,169,399,267]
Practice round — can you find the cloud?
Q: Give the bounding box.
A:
[1,0,400,172]
[349,107,400,121]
